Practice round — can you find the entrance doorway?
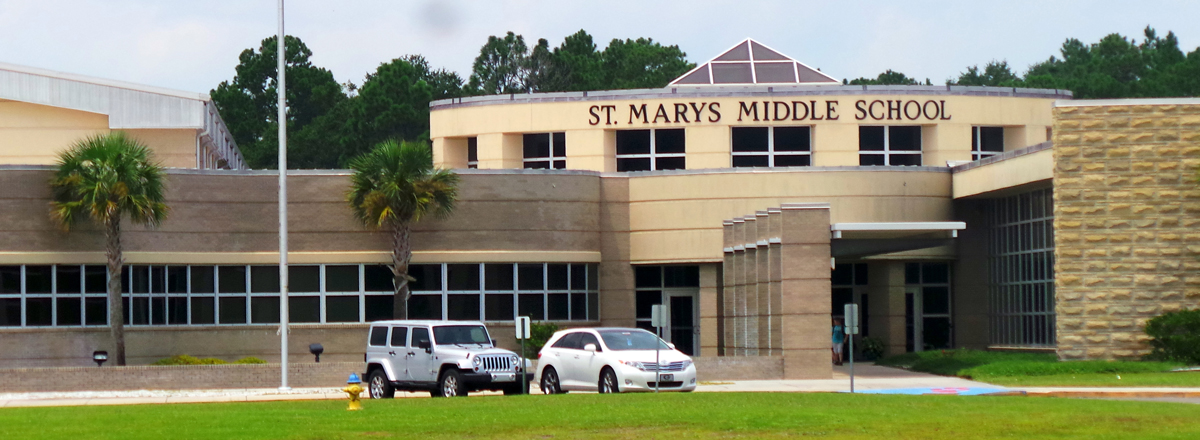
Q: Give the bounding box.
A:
[904,262,953,351]
[666,292,698,356]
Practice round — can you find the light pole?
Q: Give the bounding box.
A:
[277,0,291,391]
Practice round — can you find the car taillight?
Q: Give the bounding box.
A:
[537,351,542,359]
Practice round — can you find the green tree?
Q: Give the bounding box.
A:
[468,32,530,94]
[1020,27,1200,98]
[599,37,694,89]
[542,30,604,92]
[346,140,459,318]
[951,60,1020,86]
[49,132,169,366]
[210,35,346,169]
[847,70,926,85]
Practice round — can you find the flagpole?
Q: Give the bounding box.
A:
[277,0,291,391]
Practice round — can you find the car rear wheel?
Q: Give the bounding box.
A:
[540,367,565,394]
[598,367,619,394]
[438,369,467,398]
[368,370,394,399]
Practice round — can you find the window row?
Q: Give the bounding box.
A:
[466,125,1009,170]
[0,263,600,327]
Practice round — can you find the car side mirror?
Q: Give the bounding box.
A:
[583,343,597,352]
[667,342,676,350]
[491,339,497,347]
[418,339,431,352]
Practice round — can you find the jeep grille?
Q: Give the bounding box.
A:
[479,355,513,372]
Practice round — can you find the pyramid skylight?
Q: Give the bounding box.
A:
[670,39,839,86]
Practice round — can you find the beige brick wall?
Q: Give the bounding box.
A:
[1053,102,1200,360]
[0,362,359,392]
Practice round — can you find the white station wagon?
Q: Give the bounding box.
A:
[536,327,697,393]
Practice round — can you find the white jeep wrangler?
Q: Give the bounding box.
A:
[363,320,532,398]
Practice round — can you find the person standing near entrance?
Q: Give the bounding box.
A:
[832,318,845,366]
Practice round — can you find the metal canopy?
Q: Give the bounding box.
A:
[830,222,965,258]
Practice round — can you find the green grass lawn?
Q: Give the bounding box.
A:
[2,393,1200,440]
[876,350,1200,387]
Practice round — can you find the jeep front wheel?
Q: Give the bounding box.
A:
[438,369,467,398]
[368,370,394,399]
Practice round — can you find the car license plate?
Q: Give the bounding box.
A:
[659,374,673,381]
[491,373,516,382]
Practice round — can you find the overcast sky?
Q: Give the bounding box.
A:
[3,0,1199,94]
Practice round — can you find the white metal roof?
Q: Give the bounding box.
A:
[0,62,245,169]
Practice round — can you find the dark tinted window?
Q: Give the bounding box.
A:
[447,294,480,320]
[517,264,543,290]
[411,327,430,348]
[364,265,394,292]
[369,326,388,346]
[289,297,320,323]
[859,126,885,151]
[635,266,661,288]
[485,294,514,321]
[190,266,214,294]
[0,266,19,293]
[774,127,810,151]
[365,295,394,321]
[56,265,82,294]
[219,297,246,324]
[218,266,246,293]
[390,326,408,346]
[663,266,699,287]
[250,266,279,293]
[408,295,441,320]
[447,264,479,291]
[655,129,685,154]
[732,127,768,152]
[889,126,922,151]
[327,296,360,322]
[979,127,1004,152]
[25,266,52,293]
[547,264,569,290]
[579,332,602,351]
[290,266,320,292]
[518,294,544,320]
[250,297,280,324]
[616,130,651,155]
[485,264,514,290]
[409,265,442,291]
[553,332,582,349]
[326,265,359,292]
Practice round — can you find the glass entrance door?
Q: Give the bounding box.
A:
[666,292,698,356]
[905,285,952,352]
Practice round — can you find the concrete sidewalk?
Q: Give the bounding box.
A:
[3,363,1197,407]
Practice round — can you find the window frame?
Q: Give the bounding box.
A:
[731,126,812,168]
[522,132,566,170]
[615,129,687,172]
[858,125,923,166]
[971,126,1005,161]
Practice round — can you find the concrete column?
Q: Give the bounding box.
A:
[432,137,468,169]
[721,220,735,356]
[868,261,909,356]
[699,263,721,357]
[954,199,990,349]
[755,211,771,355]
[565,129,614,172]
[731,218,746,355]
[778,203,832,379]
[743,215,759,356]
[767,208,783,356]
[476,133,523,169]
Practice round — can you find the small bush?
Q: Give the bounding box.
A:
[1144,309,1200,364]
[858,337,885,361]
[233,357,267,364]
[517,321,559,359]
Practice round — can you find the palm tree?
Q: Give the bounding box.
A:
[347,140,459,319]
[49,132,169,366]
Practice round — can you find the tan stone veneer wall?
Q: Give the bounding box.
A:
[1053,100,1200,360]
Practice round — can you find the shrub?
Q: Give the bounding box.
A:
[233,357,268,364]
[962,360,1177,379]
[517,321,559,359]
[858,337,885,361]
[1144,309,1200,364]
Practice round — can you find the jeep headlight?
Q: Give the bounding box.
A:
[511,355,520,371]
[472,355,482,367]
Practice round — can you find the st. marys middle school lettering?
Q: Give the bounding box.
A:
[588,100,951,125]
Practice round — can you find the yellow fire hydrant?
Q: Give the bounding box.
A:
[343,373,365,411]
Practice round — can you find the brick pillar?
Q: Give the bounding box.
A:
[755,211,771,355]
[731,218,746,355]
[743,215,759,356]
[722,220,735,356]
[699,263,721,357]
[778,203,833,379]
[768,208,783,356]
